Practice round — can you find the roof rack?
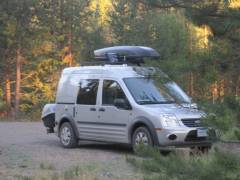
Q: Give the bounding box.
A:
[80,61,130,66]
[93,46,160,66]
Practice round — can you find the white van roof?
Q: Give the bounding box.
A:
[62,64,141,79]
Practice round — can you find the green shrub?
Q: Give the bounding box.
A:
[127,147,240,180]
[200,96,240,141]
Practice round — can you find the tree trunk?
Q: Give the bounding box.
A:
[68,34,73,67]
[212,81,218,104]
[204,24,208,48]
[68,0,73,67]
[4,47,12,118]
[15,47,21,119]
[236,85,239,97]
[60,0,66,62]
[189,71,194,97]
[5,75,12,117]
[60,0,64,24]
[188,22,194,97]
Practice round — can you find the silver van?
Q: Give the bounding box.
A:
[42,46,213,151]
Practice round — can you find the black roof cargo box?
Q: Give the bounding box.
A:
[94,46,160,65]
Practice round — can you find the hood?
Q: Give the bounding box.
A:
[140,104,204,120]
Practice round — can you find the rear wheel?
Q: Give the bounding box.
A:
[132,126,153,152]
[59,122,78,148]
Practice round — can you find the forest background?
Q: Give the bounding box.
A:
[0,0,239,140]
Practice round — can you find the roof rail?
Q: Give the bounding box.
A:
[80,61,130,66]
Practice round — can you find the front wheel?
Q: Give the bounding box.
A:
[190,146,212,155]
[132,126,153,152]
[59,122,78,148]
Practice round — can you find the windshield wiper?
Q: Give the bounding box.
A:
[160,100,176,104]
[138,100,175,105]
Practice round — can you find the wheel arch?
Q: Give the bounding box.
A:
[129,117,159,146]
[58,116,79,138]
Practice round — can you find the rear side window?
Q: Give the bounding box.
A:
[77,79,99,105]
[102,80,127,105]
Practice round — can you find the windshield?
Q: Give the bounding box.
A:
[124,78,175,104]
[164,81,191,104]
[129,67,192,105]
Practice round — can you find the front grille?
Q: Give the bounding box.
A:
[185,130,207,142]
[181,118,203,127]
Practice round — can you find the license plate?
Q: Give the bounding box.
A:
[197,128,208,137]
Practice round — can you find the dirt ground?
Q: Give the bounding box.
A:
[0,122,240,180]
[0,122,141,180]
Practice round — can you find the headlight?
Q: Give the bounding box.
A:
[161,114,180,127]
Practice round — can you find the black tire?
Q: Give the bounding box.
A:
[132,126,153,152]
[59,122,78,148]
[200,146,212,154]
[160,150,171,156]
[190,146,212,155]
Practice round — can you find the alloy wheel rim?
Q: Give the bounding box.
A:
[61,126,71,146]
[134,131,149,146]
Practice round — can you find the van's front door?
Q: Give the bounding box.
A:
[97,80,131,143]
[74,79,100,140]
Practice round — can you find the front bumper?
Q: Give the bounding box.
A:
[156,127,213,149]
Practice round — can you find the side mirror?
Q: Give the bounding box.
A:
[114,98,131,110]
[190,103,198,109]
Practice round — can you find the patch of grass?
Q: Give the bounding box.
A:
[13,164,98,180]
[13,175,33,180]
[54,164,98,180]
[127,146,240,180]
[39,162,55,170]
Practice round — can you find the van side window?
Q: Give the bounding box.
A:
[102,80,127,105]
[77,79,99,105]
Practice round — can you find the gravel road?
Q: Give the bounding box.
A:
[1,122,240,180]
[0,122,141,180]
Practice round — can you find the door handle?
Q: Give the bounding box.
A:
[99,108,105,112]
[90,107,96,111]
[73,106,76,117]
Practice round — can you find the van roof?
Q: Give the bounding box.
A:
[62,64,141,79]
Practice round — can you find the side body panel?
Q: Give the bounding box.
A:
[76,78,131,143]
